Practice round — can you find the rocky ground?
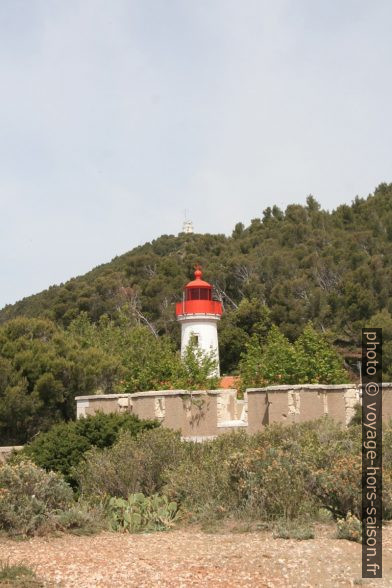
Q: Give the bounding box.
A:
[0,524,391,587]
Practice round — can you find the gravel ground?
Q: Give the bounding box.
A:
[1,524,391,587]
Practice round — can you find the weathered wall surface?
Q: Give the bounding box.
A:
[247,384,361,432]
[383,384,392,421]
[1,384,389,461]
[247,389,268,433]
[75,383,392,440]
[76,389,239,439]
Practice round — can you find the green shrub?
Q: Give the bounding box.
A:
[164,420,365,524]
[226,445,316,520]
[239,322,348,389]
[53,501,107,536]
[0,461,73,537]
[71,418,392,529]
[18,412,159,485]
[166,422,358,523]
[349,403,362,426]
[336,512,362,542]
[163,433,249,520]
[272,519,315,540]
[107,493,178,532]
[164,429,316,521]
[0,560,44,587]
[254,418,363,519]
[76,427,183,498]
[170,338,219,389]
[316,508,333,523]
[307,454,362,519]
[293,420,362,518]
[0,461,104,538]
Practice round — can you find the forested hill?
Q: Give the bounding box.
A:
[1,183,392,373]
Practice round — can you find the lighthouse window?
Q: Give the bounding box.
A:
[186,288,212,301]
[190,334,199,346]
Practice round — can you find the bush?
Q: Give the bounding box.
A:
[165,422,361,523]
[272,519,315,540]
[163,428,318,522]
[72,418,392,529]
[226,445,316,520]
[296,420,362,518]
[0,461,73,537]
[336,512,362,542]
[307,455,362,519]
[76,427,183,498]
[53,502,106,536]
[18,412,159,486]
[164,420,366,524]
[163,433,250,520]
[107,493,178,532]
[0,461,104,538]
[0,560,44,587]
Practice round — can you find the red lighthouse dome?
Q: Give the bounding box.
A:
[176,266,222,317]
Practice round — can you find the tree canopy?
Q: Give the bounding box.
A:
[239,323,348,389]
[1,184,390,377]
[1,184,392,443]
[0,315,218,444]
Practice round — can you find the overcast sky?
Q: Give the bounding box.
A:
[1,1,392,309]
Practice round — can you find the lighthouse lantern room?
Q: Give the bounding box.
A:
[176,266,222,377]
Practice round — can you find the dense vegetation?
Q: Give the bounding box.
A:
[1,184,391,377]
[0,316,217,444]
[0,460,104,537]
[1,186,390,544]
[2,417,392,541]
[17,412,159,485]
[239,322,348,390]
[1,184,390,443]
[0,314,345,445]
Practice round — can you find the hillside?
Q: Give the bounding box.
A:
[1,184,392,373]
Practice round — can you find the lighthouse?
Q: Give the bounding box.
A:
[176,266,222,377]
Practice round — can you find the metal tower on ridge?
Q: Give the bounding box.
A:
[182,219,194,234]
[182,209,194,234]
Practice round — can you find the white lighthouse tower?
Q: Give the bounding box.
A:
[176,266,222,377]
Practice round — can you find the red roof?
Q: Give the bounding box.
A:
[185,267,211,289]
[219,375,239,389]
[176,266,222,317]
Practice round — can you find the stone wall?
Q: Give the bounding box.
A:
[76,383,392,440]
[76,389,241,439]
[247,384,360,432]
[247,389,268,434]
[247,384,392,432]
[383,383,392,421]
[1,384,388,461]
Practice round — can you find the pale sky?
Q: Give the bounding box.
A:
[1,0,392,309]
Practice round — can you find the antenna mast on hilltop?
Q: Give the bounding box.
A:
[182,209,194,234]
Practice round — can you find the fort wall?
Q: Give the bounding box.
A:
[75,383,392,440]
